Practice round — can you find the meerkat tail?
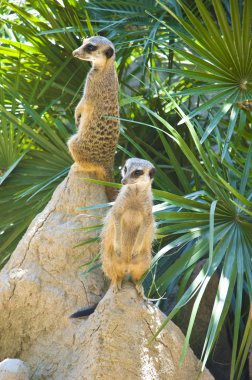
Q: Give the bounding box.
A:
[70,304,98,318]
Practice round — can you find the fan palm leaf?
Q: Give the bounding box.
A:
[155,0,252,148]
[135,99,252,379]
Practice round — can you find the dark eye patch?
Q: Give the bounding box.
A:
[132,169,144,177]
[149,167,156,179]
[104,47,114,58]
[124,166,127,173]
[84,43,97,53]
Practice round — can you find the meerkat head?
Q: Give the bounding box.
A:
[72,36,115,67]
[121,158,156,186]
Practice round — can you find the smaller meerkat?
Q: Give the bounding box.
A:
[70,158,155,318]
[68,36,119,200]
[101,158,156,295]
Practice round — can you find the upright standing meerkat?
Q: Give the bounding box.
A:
[101,157,156,295]
[70,158,155,318]
[68,36,119,200]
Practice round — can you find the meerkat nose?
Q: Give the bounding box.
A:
[121,178,126,185]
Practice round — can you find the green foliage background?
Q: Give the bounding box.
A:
[0,1,251,379]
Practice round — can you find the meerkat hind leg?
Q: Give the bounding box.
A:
[131,267,148,298]
[112,278,122,293]
[106,265,123,293]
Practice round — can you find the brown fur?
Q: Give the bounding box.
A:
[68,36,119,201]
[100,158,155,295]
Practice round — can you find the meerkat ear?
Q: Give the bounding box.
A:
[105,47,114,58]
[149,167,156,179]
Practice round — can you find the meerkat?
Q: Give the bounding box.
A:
[68,36,119,200]
[70,158,155,319]
[70,158,155,318]
[101,157,156,295]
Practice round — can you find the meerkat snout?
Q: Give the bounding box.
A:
[121,158,156,185]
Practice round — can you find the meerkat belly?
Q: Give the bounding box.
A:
[81,112,119,164]
[122,209,143,226]
[120,209,143,261]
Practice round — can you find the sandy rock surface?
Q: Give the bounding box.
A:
[68,282,214,380]
[0,164,107,360]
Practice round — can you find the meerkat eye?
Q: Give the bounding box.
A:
[85,43,97,52]
[132,170,144,177]
[124,166,127,173]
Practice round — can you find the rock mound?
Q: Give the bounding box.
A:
[0,165,214,379]
[69,283,214,380]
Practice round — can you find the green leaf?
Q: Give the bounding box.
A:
[79,177,121,189]
[201,229,238,367]
[200,101,234,143]
[240,141,252,196]
[230,242,244,380]
[212,0,240,74]
[149,227,234,344]
[178,90,236,125]
[155,68,231,84]
[235,305,252,379]
[208,200,217,270]
[74,237,99,248]
[84,9,95,36]
[0,153,27,186]
[218,176,252,208]
[157,130,191,193]
[180,274,211,365]
[221,106,239,161]
[153,189,209,211]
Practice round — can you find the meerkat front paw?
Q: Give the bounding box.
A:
[74,102,84,127]
[67,133,78,154]
[74,110,82,127]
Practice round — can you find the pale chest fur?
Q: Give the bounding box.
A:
[114,185,153,223]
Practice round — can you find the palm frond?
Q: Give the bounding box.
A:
[155,0,252,147]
